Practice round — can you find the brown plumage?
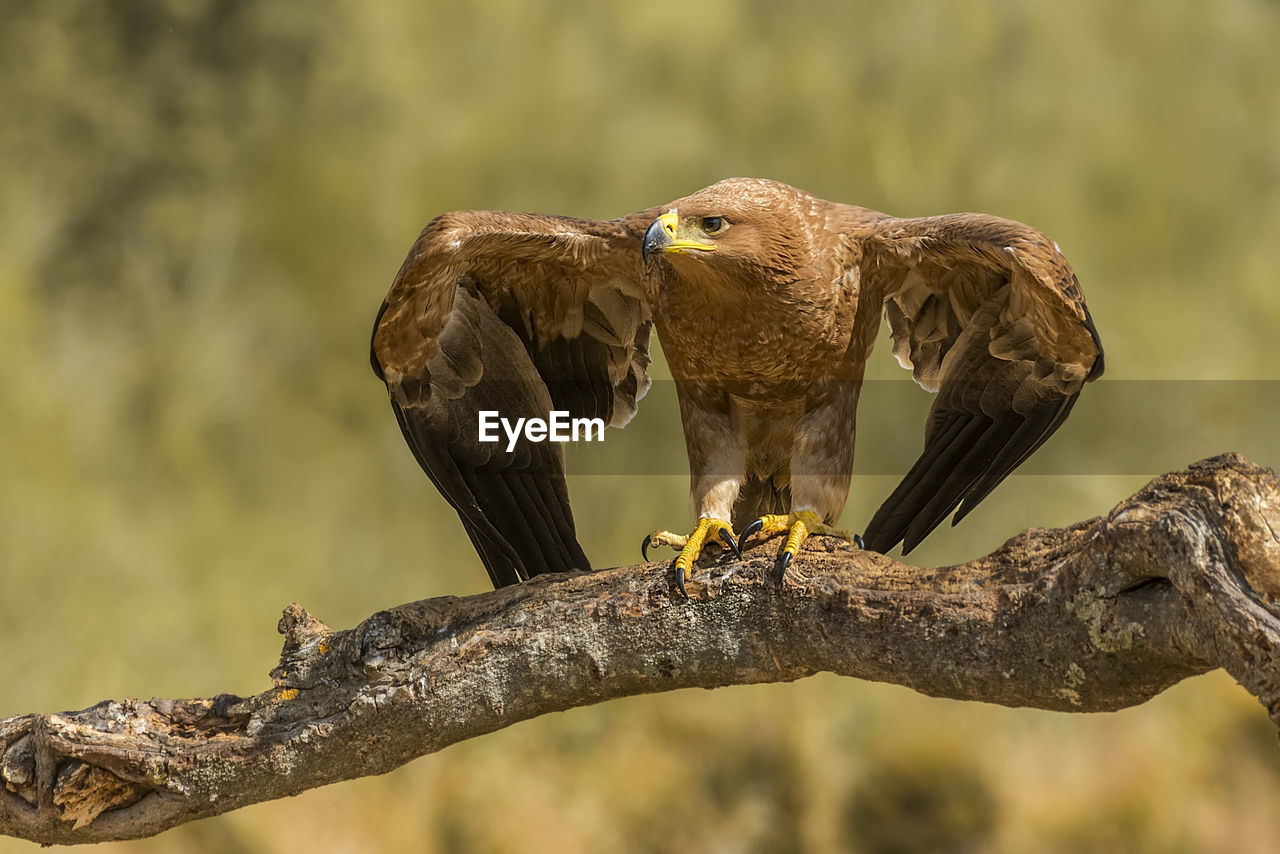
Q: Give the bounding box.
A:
[371,178,1103,588]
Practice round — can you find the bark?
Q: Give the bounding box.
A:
[4,453,1280,845]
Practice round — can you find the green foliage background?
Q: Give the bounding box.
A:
[3,1,1279,851]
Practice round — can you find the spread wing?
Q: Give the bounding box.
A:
[859,214,1104,554]
[371,208,660,586]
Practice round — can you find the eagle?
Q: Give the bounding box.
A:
[371,178,1103,591]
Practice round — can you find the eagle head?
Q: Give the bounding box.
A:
[641,178,813,287]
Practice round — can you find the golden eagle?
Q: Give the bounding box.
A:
[371,178,1103,590]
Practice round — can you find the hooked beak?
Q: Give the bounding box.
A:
[642,210,716,264]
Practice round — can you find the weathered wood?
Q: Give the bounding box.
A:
[4,453,1280,845]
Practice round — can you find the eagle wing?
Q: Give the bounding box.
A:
[371,208,660,586]
[858,214,1104,554]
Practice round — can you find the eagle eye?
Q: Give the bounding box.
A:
[702,216,727,235]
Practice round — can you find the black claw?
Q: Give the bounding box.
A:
[854,533,865,550]
[718,528,741,558]
[674,563,688,599]
[776,550,794,578]
[641,534,653,562]
[740,518,764,546]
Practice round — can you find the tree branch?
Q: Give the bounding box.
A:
[4,453,1280,845]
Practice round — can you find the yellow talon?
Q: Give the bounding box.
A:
[783,511,816,560]
[741,510,859,574]
[643,517,739,596]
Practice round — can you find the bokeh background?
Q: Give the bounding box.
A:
[3,1,1280,851]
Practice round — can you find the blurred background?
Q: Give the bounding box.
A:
[3,1,1279,851]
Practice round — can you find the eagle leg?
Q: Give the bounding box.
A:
[642,518,739,597]
[740,511,863,577]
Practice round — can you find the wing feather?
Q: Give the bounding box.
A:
[861,214,1103,555]
[372,208,660,586]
